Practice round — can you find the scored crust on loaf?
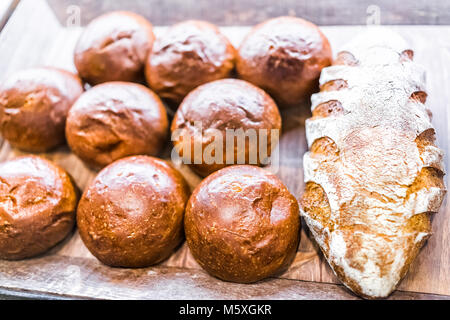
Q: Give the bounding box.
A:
[300,27,446,299]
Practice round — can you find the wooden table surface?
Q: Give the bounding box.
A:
[46,0,450,26]
[0,0,449,300]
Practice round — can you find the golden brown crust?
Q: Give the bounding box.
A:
[406,167,444,198]
[77,155,190,268]
[74,11,154,85]
[410,91,427,104]
[0,156,78,260]
[320,79,348,92]
[415,129,436,153]
[236,16,332,107]
[400,50,414,62]
[66,82,168,169]
[146,20,236,105]
[301,182,332,234]
[334,51,359,66]
[171,79,281,177]
[312,100,344,118]
[310,137,339,158]
[0,67,83,152]
[184,165,300,283]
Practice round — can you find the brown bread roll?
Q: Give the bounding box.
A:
[0,156,78,260]
[185,165,300,283]
[0,67,83,152]
[145,20,236,105]
[66,82,168,169]
[74,11,154,85]
[237,16,332,107]
[171,79,281,177]
[77,156,190,268]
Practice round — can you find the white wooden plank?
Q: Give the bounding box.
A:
[0,0,18,30]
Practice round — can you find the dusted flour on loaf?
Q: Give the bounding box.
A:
[300,27,446,299]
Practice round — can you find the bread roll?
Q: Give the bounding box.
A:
[237,16,332,107]
[66,82,168,169]
[300,28,446,299]
[77,156,189,268]
[0,156,78,260]
[146,20,235,105]
[171,79,281,177]
[74,11,154,85]
[0,67,83,152]
[185,165,300,283]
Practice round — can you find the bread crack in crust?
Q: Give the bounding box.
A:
[300,28,446,299]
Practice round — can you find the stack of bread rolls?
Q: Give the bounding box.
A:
[0,11,443,299]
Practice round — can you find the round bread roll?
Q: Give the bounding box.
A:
[171,79,281,177]
[237,16,332,107]
[66,82,168,169]
[74,11,155,85]
[0,67,83,152]
[185,165,300,283]
[0,156,78,260]
[145,20,235,105]
[77,156,190,267]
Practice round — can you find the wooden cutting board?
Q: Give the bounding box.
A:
[0,0,448,299]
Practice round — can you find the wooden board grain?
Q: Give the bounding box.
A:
[47,0,450,26]
[0,0,449,299]
[0,254,448,300]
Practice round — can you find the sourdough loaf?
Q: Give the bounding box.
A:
[300,27,446,299]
